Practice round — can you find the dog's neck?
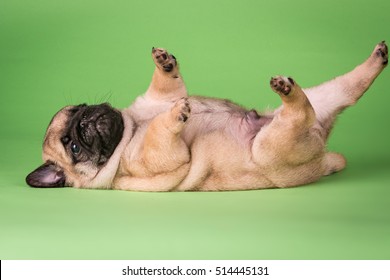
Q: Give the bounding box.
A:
[87,110,134,189]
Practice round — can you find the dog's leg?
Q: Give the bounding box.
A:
[304,41,388,140]
[140,97,191,174]
[145,48,188,100]
[114,98,191,191]
[252,76,327,187]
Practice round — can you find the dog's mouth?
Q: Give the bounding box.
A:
[67,103,124,166]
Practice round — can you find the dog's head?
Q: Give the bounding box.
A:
[26,103,127,188]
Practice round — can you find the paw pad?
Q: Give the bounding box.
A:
[152,48,177,72]
[173,98,191,123]
[375,41,388,65]
[270,76,294,95]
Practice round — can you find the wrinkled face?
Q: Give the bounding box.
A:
[26,103,124,188]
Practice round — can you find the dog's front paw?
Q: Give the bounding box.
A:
[374,41,388,66]
[169,98,190,134]
[152,47,177,72]
[173,97,191,122]
[270,76,295,96]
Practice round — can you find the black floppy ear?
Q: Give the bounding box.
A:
[26,162,66,188]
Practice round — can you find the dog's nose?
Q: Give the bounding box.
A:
[79,117,89,128]
[79,116,96,129]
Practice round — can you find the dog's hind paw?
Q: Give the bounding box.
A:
[375,41,388,65]
[152,47,177,72]
[270,76,295,96]
[370,41,389,66]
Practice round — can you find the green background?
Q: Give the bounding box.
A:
[1,0,389,259]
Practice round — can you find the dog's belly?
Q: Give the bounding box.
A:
[182,96,273,147]
[128,95,273,148]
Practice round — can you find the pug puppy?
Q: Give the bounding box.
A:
[26,42,388,191]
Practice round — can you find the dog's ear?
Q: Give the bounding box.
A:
[26,162,66,188]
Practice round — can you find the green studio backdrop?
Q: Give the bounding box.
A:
[0,0,389,259]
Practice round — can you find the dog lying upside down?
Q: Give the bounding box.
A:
[26,42,388,191]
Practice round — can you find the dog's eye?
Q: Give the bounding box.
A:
[70,142,81,155]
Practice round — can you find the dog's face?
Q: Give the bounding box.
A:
[26,103,124,188]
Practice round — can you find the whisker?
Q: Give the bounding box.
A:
[98,90,114,104]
